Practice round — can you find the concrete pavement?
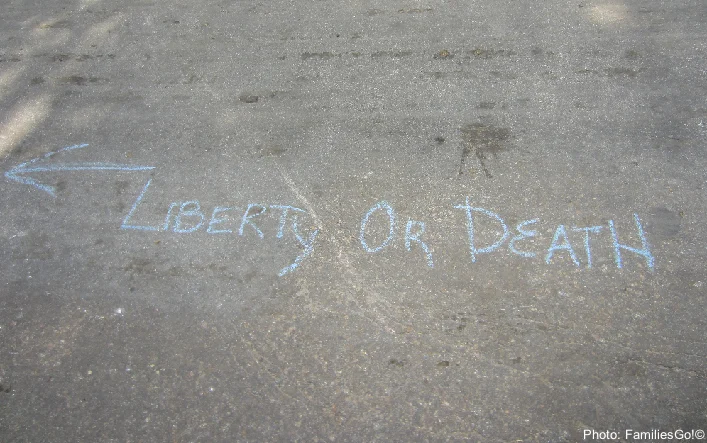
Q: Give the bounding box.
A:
[1,0,705,441]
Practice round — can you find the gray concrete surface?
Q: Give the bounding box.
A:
[1,0,706,441]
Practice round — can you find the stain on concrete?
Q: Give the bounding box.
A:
[459,123,511,178]
[646,206,682,237]
[388,359,406,367]
[239,94,259,103]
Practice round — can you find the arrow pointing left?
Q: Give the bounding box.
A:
[5,143,155,196]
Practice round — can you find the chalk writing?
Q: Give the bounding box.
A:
[546,225,580,267]
[359,197,655,273]
[509,219,538,258]
[360,201,396,253]
[174,201,205,233]
[5,144,155,196]
[609,214,654,270]
[120,178,318,276]
[6,146,657,277]
[280,219,319,277]
[454,196,510,263]
[270,205,306,238]
[573,226,603,268]
[121,178,159,231]
[405,220,434,268]
[207,207,235,234]
[109,183,663,275]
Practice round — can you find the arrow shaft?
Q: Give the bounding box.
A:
[6,143,156,196]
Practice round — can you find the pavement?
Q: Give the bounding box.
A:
[0,0,706,441]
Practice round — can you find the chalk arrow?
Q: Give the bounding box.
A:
[5,143,155,196]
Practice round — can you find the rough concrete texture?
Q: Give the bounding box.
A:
[0,0,705,441]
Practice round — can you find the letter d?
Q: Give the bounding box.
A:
[454,196,509,262]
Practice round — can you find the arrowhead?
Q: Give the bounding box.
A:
[5,144,88,196]
[5,144,154,196]
[5,166,58,196]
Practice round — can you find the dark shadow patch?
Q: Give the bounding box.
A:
[239,94,259,103]
[646,206,681,238]
[55,180,67,193]
[459,123,511,178]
